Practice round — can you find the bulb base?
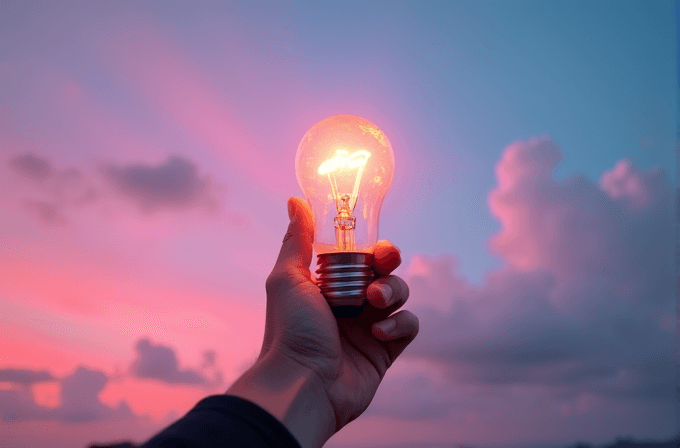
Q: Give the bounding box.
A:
[316,252,374,318]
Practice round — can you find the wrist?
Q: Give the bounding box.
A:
[226,351,336,448]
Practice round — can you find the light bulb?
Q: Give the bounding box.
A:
[295,115,395,318]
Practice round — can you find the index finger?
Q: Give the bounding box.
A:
[373,240,401,276]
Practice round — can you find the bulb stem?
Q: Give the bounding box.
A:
[334,194,356,251]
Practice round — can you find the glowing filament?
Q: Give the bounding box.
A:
[318,149,371,212]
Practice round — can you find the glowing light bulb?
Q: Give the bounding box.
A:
[295,115,395,318]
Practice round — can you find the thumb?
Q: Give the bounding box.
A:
[273,197,314,278]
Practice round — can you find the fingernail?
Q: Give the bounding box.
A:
[377,319,396,336]
[380,284,393,306]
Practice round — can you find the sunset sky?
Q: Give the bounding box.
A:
[0,2,677,448]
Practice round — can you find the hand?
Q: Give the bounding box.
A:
[261,197,419,435]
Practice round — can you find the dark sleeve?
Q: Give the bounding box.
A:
[136,395,302,448]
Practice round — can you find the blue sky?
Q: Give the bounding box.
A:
[121,0,677,284]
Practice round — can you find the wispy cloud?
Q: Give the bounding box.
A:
[101,156,217,213]
[5,153,97,225]
[8,153,52,182]
[4,151,222,226]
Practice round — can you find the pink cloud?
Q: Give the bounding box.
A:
[600,159,654,209]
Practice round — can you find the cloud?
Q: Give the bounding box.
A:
[55,366,133,423]
[5,153,98,225]
[0,368,54,386]
[8,153,52,181]
[5,152,218,226]
[391,137,674,426]
[201,350,216,369]
[0,356,225,443]
[364,360,455,420]
[131,338,222,388]
[22,199,66,225]
[0,366,135,423]
[102,156,217,213]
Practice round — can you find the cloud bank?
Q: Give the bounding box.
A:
[372,137,674,439]
[0,366,134,423]
[0,337,222,426]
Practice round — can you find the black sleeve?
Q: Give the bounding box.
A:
[135,395,302,448]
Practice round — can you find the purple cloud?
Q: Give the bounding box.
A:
[8,153,52,181]
[5,153,98,225]
[102,156,216,213]
[386,137,674,428]
[364,363,454,419]
[0,366,134,423]
[54,366,133,423]
[0,368,54,385]
[131,338,222,388]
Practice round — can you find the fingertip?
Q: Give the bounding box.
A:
[373,243,401,275]
[367,283,384,308]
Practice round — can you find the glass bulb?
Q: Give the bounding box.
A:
[295,115,394,317]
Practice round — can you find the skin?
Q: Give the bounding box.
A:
[228,197,419,448]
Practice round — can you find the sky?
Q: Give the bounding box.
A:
[0,1,676,448]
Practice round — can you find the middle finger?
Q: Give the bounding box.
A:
[362,275,410,320]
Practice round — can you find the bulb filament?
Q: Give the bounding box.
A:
[318,149,371,251]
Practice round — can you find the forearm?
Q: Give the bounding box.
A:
[226,352,336,448]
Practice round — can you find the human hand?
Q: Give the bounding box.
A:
[260,197,419,436]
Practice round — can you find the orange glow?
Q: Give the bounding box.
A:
[318,149,371,213]
[295,115,394,254]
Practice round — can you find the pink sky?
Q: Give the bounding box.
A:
[0,3,676,448]
[1,135,674,448]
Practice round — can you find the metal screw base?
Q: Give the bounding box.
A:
[316,252,374,318]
